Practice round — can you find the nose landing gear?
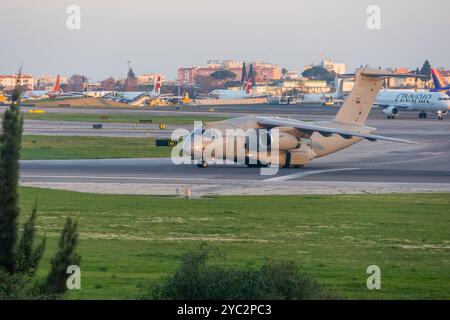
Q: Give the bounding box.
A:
[197,160,209,168]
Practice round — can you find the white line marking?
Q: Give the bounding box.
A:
[361,155,447,167]
[21,175,210,181]
[264,168,360,182]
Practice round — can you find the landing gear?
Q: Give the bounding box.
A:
[387,115,396,120]
[246,161,269,168]
[197,160,209,168]
[438,115,444,121]
[419,112,427,119]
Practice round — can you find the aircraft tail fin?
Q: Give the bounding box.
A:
[241,62,247,86]
[242,77,248,92]
[431,68,448,90]
[246,78,253,94]
[54,75,61,92]
[154,76,161,94]
[335,77,344,97]
[334,68,413,124]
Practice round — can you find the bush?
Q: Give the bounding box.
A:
[0,267,46,300]
[142,245,330,300]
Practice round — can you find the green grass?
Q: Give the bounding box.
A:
[21,135,172,160]
[24,113,229,125]
[17,187,450,300]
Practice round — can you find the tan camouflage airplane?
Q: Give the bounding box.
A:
[182,68,416,168]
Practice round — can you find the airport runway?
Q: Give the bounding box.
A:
[16,103,450,120]
[20,118,450,196]
[20,103,450,138]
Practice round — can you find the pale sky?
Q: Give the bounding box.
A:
[1,0,449,80]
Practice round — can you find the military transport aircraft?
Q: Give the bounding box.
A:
[182,67,417,168]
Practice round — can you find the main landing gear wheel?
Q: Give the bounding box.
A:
[197,161,209,168]
[438,115,444,121]
[247,162,269,168]
[387,116,396,120]
[419,112,427,119]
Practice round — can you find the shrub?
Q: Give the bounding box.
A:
[142,245,330,300]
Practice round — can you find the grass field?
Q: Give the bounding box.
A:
[24,112,229,125]
[21,135,172,160]
[18,187,450,300]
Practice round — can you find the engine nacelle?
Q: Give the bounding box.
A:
[260,131,300,151]
[383,106,399,117]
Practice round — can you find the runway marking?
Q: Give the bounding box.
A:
[21,175,210,182]
[264,168,360,182]
[359,154,448,168]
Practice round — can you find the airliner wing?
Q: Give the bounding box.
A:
[257,117,417,144]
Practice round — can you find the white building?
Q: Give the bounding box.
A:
[305,58,346,75]
[0,74,34,90]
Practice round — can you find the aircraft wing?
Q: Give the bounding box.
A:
[256,117,417,144]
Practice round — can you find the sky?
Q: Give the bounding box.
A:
[0,0,449,81]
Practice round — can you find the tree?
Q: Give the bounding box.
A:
[67,74,85,92]
[0,268,43,300]
[0,76,23,273]
[125,67,138,92]
[210,70,237,81]
[0,73,80,299]
[281,68,288,79]
[44,217,81,295]
[420,60,432,81]
[15,199,46,275]
[302,66,336,83]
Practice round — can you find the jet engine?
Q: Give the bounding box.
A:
[382,106,399,119]
[260,130,300,151]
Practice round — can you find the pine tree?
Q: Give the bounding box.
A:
[43,217,81,295]
[0,75,23,273]
[15,199,46,274]
[420,60,432,81]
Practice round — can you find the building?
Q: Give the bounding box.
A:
[177,67,197,84]
[386,67,434,88]
[33,75,68,90]
[136,73,165,86]
[206,60,243,69]
[304,58,346,75]
[286,70,300,79]
[253,62,282,83]
[177,60,282,85]
[0,74,34,90]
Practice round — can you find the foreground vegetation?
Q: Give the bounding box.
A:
[24,112,228,125]
[21,135,172,160]
[1,82,80,300]
[144,245,330,300]
[18,187,450,300]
